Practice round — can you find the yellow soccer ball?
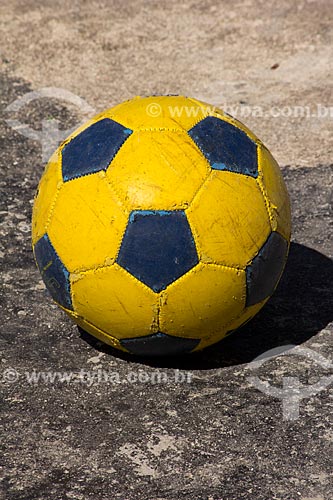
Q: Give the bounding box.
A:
[32,96,291,356]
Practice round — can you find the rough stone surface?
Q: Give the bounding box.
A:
[0,0,332,167]
[0,2,333,498]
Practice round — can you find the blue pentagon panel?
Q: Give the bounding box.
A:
[34,234,72,310]
[246,231,289,306]
[61,118,132,182]
[120,332,200,356]
[188,116,258,177]
[117,210,199,292]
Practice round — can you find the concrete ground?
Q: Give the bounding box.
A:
[0,1,332,499]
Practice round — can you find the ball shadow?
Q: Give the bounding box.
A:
[79,242,333,370]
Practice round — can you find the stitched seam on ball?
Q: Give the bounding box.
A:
[104,172,132,214]
[206,262,246,271]
[186,205,246,270]
[156,292,169,333]
[187,97,216,125]
[58,113,133,182]
[187,169,212,208]
[135,127,185,132]
[163,263,245,297]
[185,97,216,129]
[69,215,129,274]
[151,296,161,334]
[105,128,211,210]
[81,318,119,344]
[255,176,276,230]
[200,298,251,344]
[44,181,62,234]
[131,127,212,158]
[255,145,276,228]
[166,128,212,180]
[100,175,131,264]
[62,306,121,347]
[101,177,130,266]
[163,262,247,347]
[202,261,246,292]
[198,312,244,347]
[74,263,159,295]
[72,260,116,274]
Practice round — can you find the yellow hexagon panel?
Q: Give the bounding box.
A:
[71,263,158,339]
[257,145,291,241]
[31,150,62,245]
[100,95,216,132]
[106,129,210,210]
[159,263,246,339]
[187,171,271,268]
[47,173,127,272]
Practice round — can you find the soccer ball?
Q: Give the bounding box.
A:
[32,96,291,356]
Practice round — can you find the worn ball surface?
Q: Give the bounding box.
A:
[32,96,291,356]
